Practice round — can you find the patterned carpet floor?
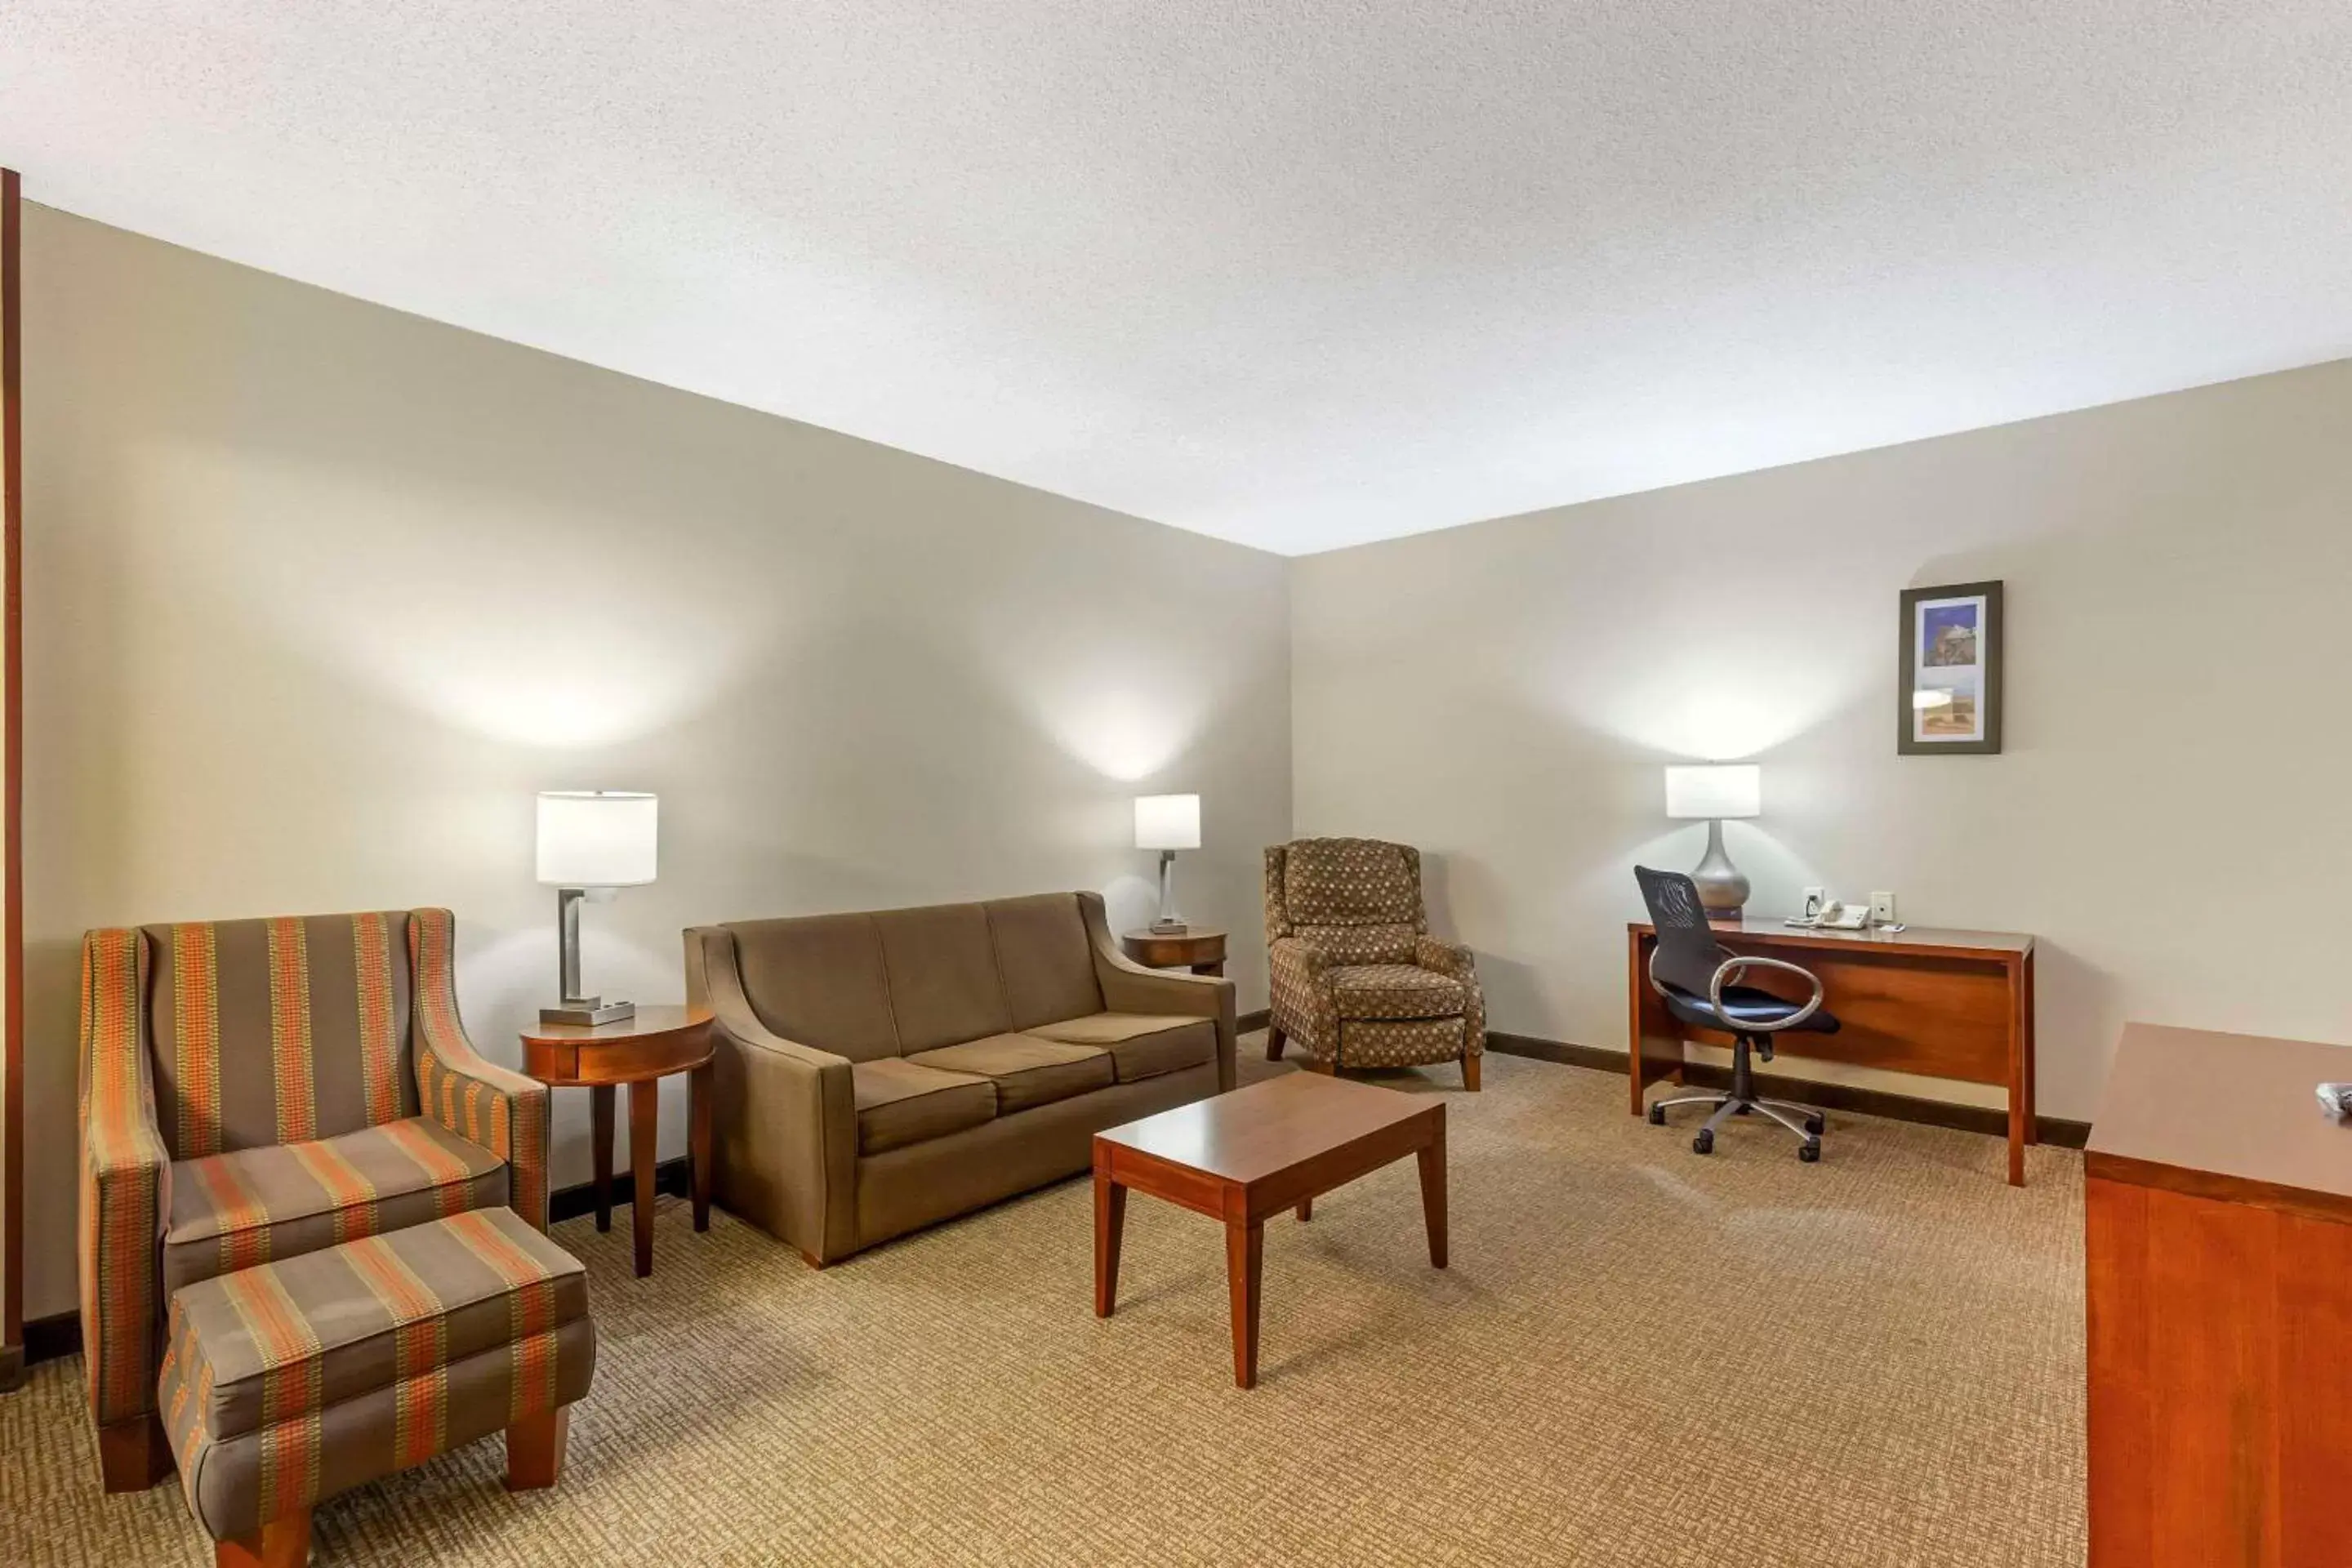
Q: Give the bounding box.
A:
[2,1049,2087,1566]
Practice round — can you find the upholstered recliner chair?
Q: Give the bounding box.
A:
[1264,838,1486,1089]
[78,908,549,1491]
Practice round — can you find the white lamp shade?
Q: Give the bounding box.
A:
[536,791,658,887]
[1664,764,1761,821]
[1134,793,1201,850]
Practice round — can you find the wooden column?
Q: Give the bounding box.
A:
[1,167,24,1392]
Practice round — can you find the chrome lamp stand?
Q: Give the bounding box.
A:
[541,887,635,1026]
[1151,849,1188,934]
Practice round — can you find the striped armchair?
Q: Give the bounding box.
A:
[1264,838,1486,1089]
[78,907,547,1492]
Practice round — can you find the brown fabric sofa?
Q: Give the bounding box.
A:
[684,890,1236,1266]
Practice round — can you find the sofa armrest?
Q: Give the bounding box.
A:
[408,908,552,1229]
[1076,893,1236,1092]
[78,929,171,1430]
[684,926,859,1263]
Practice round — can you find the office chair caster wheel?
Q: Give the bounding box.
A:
[1692,1130,1714,1155]
[1798,1140,1821,1163]
[1647,1103,1666,1125]
[1804,1114,1825,1136]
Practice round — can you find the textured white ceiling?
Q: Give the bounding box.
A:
[6,3,2351,555]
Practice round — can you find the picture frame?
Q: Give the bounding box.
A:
[1897,579,2002,755]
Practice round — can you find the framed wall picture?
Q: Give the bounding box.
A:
[1898,580,2002,755]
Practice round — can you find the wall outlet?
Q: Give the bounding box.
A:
[1802,886,1827,919]
[1869,890,1897,924]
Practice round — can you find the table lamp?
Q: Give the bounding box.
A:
[1664,764,1759,919]
[1134,793,1200,934]
[537,790,657,1025]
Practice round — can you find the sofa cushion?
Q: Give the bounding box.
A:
[875,904,1014,1054]
[852,1058,997,1155]
[1025,1013,1216,1084]
[986,893,1102,1029]
[164,1116,509,1297]
[725,914,899,1062]
[1329,964,1467,1022]
[906,1035,1113,1115]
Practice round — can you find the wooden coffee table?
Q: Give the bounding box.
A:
[1092,1071,1446,1388]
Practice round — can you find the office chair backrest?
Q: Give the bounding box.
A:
[1633,866,1735,997]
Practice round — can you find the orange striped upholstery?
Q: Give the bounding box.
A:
[77,907,551,1459]
[408,909,550,1230]
[78,928,171,1428]
[158,1208,594,1543]
[164,1118,507,1297]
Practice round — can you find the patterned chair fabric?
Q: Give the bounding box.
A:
[78,908,550,1450]
[158,1206,594,1543]
[1263,839,1486,1071]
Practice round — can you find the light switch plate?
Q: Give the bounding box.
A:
[1869,890,1897,924]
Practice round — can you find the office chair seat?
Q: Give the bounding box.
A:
[1657,982,1842,1037]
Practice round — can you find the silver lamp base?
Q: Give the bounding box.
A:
[1151,849,1187,934]
[540,999,635,1027]
[1690,818,1750,919]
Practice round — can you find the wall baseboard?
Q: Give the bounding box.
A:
[1486,1031,2091,1150]
[1237,1008,1270,1035]
[12,1158,698,1374]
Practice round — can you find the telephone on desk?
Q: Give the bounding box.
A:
[1784,902,1903,933]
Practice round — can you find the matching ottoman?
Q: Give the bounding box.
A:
[157,1207,595,1568]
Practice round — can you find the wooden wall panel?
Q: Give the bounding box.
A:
[1,165,20,1390]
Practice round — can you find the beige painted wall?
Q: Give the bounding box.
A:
[1293,358,2352,1123]
[19,204,1290,1318]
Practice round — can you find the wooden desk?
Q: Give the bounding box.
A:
[520,1004,715,1277]
[2084,1024,2352,1567]
[1627,917,2038,1184]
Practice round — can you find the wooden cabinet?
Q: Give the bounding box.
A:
[2084,1023,2352,1566]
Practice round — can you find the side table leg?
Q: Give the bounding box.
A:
[1226,1220,1264,1389]
[690,1060,713,1232]
[1093,1163,1126,1316]
[590,1085,614,1233]
[629,1078,657,1278]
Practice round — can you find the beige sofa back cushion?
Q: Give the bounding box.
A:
[724,913,900,1063]
[873,904,1014,1054]
[984,893,1103,1031]
[722,893,1112,1060]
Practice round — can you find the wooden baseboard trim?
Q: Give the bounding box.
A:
[16,1158,698,1374]
[1485,1031,2089,1150]
[547,1156,691,1225]
[0,1341,23,1392]
[21,1308,75,1370]
[1237,1008,1270,1035]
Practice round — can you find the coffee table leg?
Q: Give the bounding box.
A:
[630,1078,658,1278]
[1296,1196,1312,1222]
[590,1085,614,1234]
[1418,1116,1449,1270]
[1226,1220,1264,1389]
[690,1060,713,1232]
[1093,1165,1125,1317]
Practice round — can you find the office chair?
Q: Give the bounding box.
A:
[1633,866,1840,1161]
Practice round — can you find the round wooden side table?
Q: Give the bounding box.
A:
[519,1004,715,1279]
[1120,927,1227,977]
